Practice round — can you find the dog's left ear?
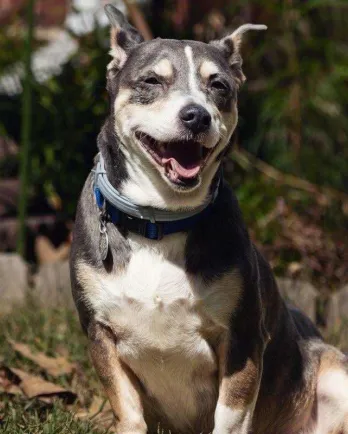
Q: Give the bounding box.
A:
[105,4,144,70]
[211,24,267,84]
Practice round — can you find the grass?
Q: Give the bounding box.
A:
[0,297,99,391]
[0,297,105,433]
[0,397,100,434]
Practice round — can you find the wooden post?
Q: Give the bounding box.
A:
[17,0,35,256]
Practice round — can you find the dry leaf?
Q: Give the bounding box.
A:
[2,366,76,404]
[9,340,75,377]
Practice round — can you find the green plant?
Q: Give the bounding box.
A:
[0,27,110,216]
[232,0,348,191]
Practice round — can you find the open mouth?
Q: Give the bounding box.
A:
[135,132,215,185]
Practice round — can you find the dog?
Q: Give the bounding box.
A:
[70,5,348,433]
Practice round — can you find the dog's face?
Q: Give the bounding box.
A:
[105,5,266,195]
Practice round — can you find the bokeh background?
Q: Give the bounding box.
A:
[0,1,347,432]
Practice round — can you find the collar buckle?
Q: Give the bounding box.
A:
[136,219,164,240]
[153,222,164,240]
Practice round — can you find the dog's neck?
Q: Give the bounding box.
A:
[98,117,221,212]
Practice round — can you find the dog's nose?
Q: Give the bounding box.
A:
[179,104,211,134]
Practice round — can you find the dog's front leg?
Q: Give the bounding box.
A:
[213,333,264,434]
[213,282,268,434]
[88,322,147,434]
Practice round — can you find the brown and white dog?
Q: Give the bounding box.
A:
[70,5,348,434]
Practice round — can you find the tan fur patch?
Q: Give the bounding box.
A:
[114,88,132,114]
[215,335,261,410]
[221,357,259,408]
[153,58,173,79]
[109,27,127,68]
[318,349,346,375]
[199,60,219,80]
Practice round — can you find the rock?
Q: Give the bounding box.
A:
[33,261,74,309]
[326,285,348,331]
[0,253,28,314]
[276,277,318,322]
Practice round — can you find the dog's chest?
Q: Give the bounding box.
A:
[104,242,203,351]
[80,233,241,428]
[91,234,240,353]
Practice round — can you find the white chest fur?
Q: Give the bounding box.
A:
[77,233,242,430]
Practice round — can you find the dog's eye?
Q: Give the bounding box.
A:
[210,79,228,91]
[143,76,161,85]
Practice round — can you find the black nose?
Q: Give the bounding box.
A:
[179,104,211,134]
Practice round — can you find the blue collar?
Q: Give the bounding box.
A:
[93,154,220,240]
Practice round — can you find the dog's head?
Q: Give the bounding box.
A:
[103,5,266,206]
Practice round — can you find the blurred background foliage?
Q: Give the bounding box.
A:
[0,28,108,215]
[0,0,347,287]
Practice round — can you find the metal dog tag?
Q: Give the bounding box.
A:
[99,219,109,261]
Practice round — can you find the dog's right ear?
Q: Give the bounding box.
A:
[104,4,144,70]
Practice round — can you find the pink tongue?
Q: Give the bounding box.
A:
[162,158,200,179]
